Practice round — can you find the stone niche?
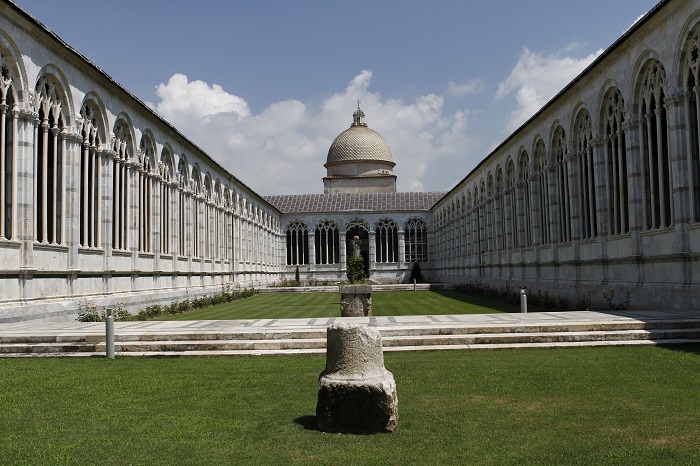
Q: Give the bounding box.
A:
[339,285,372,317]
[316,322,398,434]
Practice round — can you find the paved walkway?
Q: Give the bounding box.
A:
[2,309,699,339]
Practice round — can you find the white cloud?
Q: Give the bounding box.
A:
[152,70,476,195]
[155,73,250,122]
[496,46,602,132]
[447,79,485,97]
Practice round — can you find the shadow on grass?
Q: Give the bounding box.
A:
[294,415,319,431]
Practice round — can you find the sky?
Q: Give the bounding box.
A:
[17,0,660,195]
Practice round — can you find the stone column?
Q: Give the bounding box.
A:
[397,228,405,270]
[339,230,346,273]
[316,323,398,434]
[308,223,316,271]
[368,230,376,276]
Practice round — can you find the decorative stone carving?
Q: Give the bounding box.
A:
[339,285,372,316]
[316,322,398,434]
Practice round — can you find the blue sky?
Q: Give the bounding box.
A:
[18,0,659,195]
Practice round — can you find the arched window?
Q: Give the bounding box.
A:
[138,135,155,252]
[506,158,517,249]
[78,99,102,248]
[575,110,597,239]
[315,219,339,264]
[604,89,629,234]
[553,127,571,243]
[0,55,16,241]
[286,220,308,265]
[375,218,398,263]
[191,167,202,258]
[35,77,66,246]
[533,140,549,245]
[160,150,173,255]
[404,217,427,262]
[640,60,671,229]
[203,176,213,259]
[112,120,131,250]
[495,167,505,251]
[518,150,532,247]
[684,32,700,222]
[486,174,495,252]
[177,157,189,256]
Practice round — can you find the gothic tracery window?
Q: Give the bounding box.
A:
[112,120,131,250]
[685,32,700,222]
[404,217,427,262]
[0,55,16,241]
[138,135,155,252]
[35,77,66,246]
[177,158,189,256]
[314,219,340,265]
[603,89,629,235]
[506,158,517,249]
[575,111,597,239]
[375,218,398,263]
[640,60,671,229]
[553,127,571,243]
[160,151,173,255]
[286,220,308,265]
[78,99,103,248]
[518,150,532,247]
[533,140,550,245]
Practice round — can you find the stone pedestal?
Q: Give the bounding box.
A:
[316,322,398,434]
[339,285,372,317]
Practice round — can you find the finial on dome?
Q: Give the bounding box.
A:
[351,102,367,127]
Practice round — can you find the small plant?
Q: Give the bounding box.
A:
[603,288,631,311]
[77,301,101,322]
[294,265,301,285]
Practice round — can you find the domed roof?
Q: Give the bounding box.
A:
[326,106,393,166]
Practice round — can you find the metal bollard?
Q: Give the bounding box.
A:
[413,278,417,291]
[106,309,115,359]
[520,287,528,314]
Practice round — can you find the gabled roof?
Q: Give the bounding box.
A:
[264,192,445,214]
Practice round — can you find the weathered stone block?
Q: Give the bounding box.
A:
[316,322,398,434]
[339,285,372,317]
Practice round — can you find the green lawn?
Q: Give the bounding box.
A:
[157,290,518,321]
[2,346,699,464]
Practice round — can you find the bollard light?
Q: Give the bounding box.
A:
[520,287,528,314]
[105,309,115,359]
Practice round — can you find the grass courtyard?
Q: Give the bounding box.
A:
[1,345,699,464]
[156,290,519,320]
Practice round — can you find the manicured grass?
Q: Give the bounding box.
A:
[157,290,518,321]
[1,346,699,464]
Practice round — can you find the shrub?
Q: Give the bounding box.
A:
[603,288,631,311]
[346,255,365,284]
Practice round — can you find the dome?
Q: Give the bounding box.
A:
[325,107,393,166]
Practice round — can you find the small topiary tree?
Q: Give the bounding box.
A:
[294,265,301,286]
[346,255,365,284]
[409,262,424,283]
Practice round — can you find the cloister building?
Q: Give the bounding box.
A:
[1,0,700,321]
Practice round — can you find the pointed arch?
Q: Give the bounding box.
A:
[112,117,134,250]
[77,96,107,248]
[638,59,671,229]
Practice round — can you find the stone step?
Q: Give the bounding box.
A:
[3,338,700,358]
[3,327,700,355]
